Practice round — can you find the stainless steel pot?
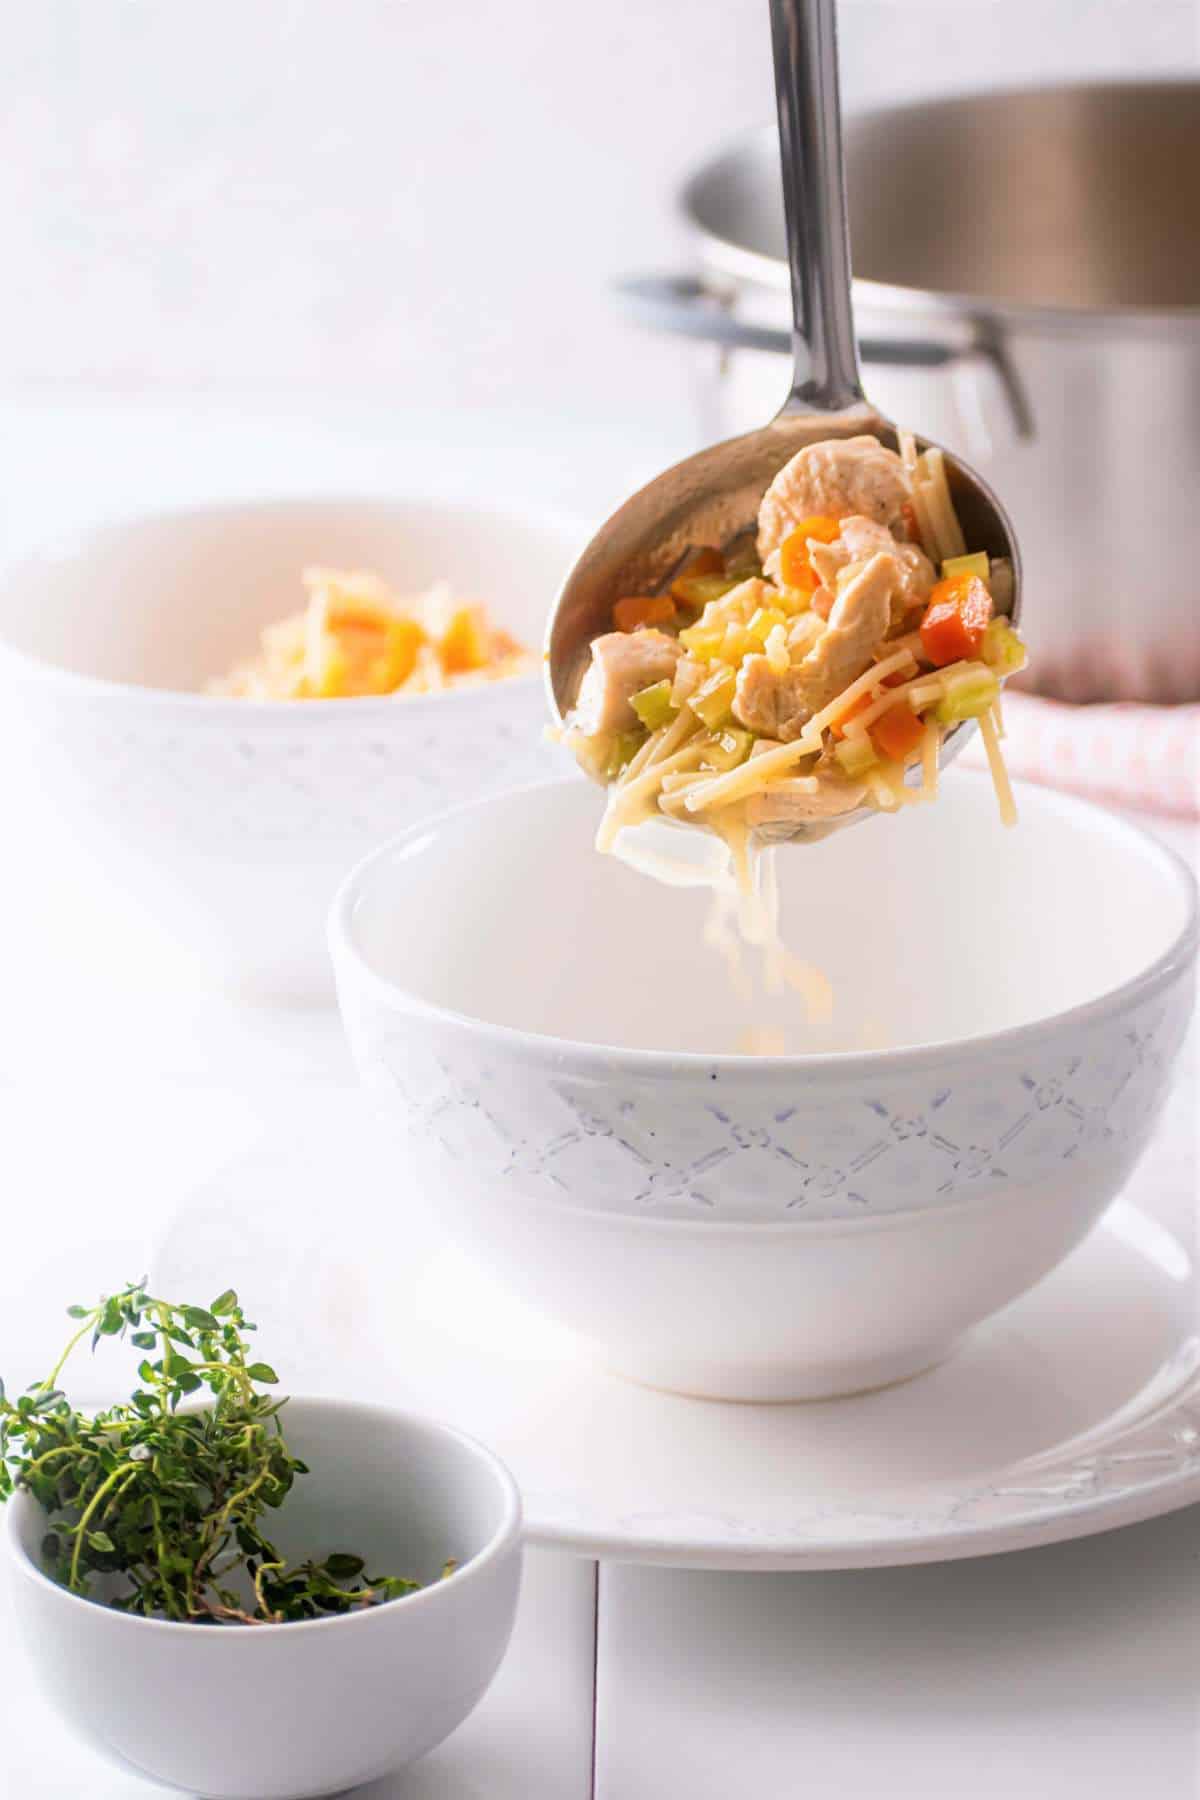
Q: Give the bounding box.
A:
[622,81,1200,702]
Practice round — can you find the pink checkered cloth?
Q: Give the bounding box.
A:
[960,692,1200,820]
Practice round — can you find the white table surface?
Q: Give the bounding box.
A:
[0,399,1197,1798]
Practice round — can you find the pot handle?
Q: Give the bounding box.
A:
[614,274,1033,442]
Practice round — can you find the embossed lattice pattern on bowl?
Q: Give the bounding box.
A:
[347,979,1191,1223]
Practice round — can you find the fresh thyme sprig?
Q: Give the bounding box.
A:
[0,1282,430,1624]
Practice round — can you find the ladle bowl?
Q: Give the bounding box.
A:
[545,0,1022,837]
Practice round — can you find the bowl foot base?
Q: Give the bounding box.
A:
[600,1336,958,1403]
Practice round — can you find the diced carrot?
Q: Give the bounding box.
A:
[784,561,820,600]
[438,607,489,674]
[323,613,426,693]
[382,616,426,686]
[919,574,993,667]
[613,594,677,633]
[900,501,924,550]
[779,514,840,588]
[794,514,842,544]
[780,536,805,586]
[327,599,393,632]
[829,668,909,739]
[871,704,926,762]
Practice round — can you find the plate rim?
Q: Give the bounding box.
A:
[521,1462,1200,1570]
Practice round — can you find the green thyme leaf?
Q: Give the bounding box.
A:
[323,1553,365,1580]
[0,1281,432,1626]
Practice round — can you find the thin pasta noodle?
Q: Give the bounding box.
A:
[703,888,754,1008]
[597,742,709,849]
[921,448,967,560]
[623,729,663,782]
[979,707,1018,826]
[643,706,702,769]
[864,769,900,811]
[760,775,821,796]
[905,468,940,558]
[878,761,918,807]
[657,771,706,796]
[905,675,951,710]
[712,815,775,950]
[684,740,818,814]
[761,861,835,1023]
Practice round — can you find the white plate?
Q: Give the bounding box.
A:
[152,1099,1200,1572]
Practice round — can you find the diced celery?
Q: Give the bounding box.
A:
[981,617,1028,677]
[678,623,726,661]
[941,551,990,584]
[719,624,758,666]
[833,736,878,779]
[775,585,812,616]
[603,730,644,780]
[934,669,1001,726]
[747,606,788,645]
[704,728,754,772]
[630,679,679,731]
[690,668,737,729]
[671,573,741,609]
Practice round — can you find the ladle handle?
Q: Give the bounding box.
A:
[769,0,865,413]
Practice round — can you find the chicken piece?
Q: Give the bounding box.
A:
[757,436,911,563]
[806,539,845,591]
[732,658,813,742]
[787,612,826,658]
[732,553,896,741]
[803,514,935,627]
[574,629,682,734]
[745,774,867,837]
[840,516,935,617]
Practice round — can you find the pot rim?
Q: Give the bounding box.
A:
[681,80,1200,334]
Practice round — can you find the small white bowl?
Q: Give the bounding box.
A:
[4,1397,522,1799]
[330,772,1198,1402]
[0,496,581,1002]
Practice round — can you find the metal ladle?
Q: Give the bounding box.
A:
[546,0,1022,837]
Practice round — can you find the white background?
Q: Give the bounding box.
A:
[1,7,1199,1796]
[1,1,1197,431]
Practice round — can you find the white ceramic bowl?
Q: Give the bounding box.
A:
[4,1397,522,1799]
[331,773,1198,1402]
[0,496,580,1002]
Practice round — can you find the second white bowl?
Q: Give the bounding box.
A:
[0,495,581,1002]
[331,773,1197,1401]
